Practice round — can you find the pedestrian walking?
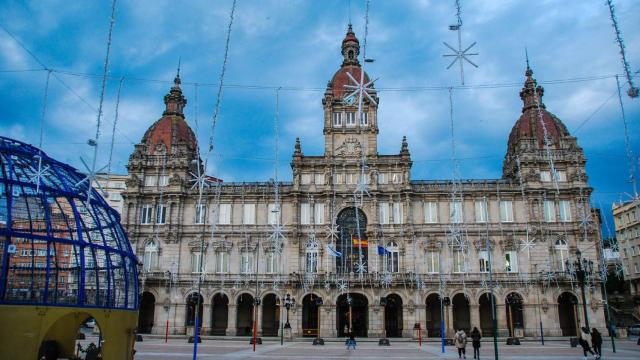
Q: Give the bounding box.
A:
[470,327,481,359]
[454,329,467,359]
[591,328,602,359]
[346,330,356,350]
[579,327,595,360]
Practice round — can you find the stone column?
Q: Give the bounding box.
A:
[227,304,237,336]
[323,304,337,337]
[445,304,454,337]
[371,305,383,338]
[202,301,211,336]
[410,304,425,338]
[497,304,508,337]
[175,303,186,335]
[256,303,262,336]
[470,304,480,331]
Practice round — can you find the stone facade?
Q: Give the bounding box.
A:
[123,26,606,339]
[613,197,640,297]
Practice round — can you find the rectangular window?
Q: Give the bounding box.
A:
[218,204,231,225]
[505,251,518,273]
[37,249,47,257]
[300,203,311,225]
[140,205,153,224]
[360,112,368,126]
[158,175,169,186]
[301,174,311,185]
[144,175,156,187]
[334,173,344,184]
[540,171,551,182]
[453,250,466,273]
[305,251,318,273]
[386,252,399,273]
[195,204,206,224]
[424,201,438,223]
[475,201,488,223]
[215,252,228,273]
[191,252,203,273]
[378,173,387,184]
[346,173,357,185]
[450,201,463,223]
[478,250,489,272]
[241,252,254,274]
[109,192,122,201]
[266,252,278,274]
[314,174,324,185]
[556,170,567,182]
[559,200,571,222]
[543,200,555,222]
[268,203,279,225]
[243,204,256,225]
[500,200,514,222]
[314,203,325,225]
[333,112,342,126]
[346,112,356,126]
[426,251,439,273]
[392,173,402,184]
[392,202,403,224]
[156,204,166,224]
[379,202,390,225]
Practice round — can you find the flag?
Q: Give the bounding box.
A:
[352,235,368,247]
[326,245,342,258]
[377,245,390,256]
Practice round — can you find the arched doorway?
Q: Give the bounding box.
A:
[236,293,254,336]
[336,208,368,274]
[479,293,497,336]
[262,294,279,336]
[185,293,203,328]
[39,312,102,360]
[211,293,229,335]
[138,291,155,333]
[425,294,442,338]
[505,292,524,337]
[452,293,470,333]
[558,292,578,336]
[337,293,368,337]
[384,294,403,337]
[302,293,321,337]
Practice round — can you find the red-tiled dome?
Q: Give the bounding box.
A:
[330,65,371,98]
[141,75,197,155]
[507,66,569,150]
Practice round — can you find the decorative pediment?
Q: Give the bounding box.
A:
[212,239,233,252]
[169,173,183,186]
[188,236,208,252]
[499,235,518,251]
[473,236,495,251]
[125,174,140,188]
[335,137,362,157]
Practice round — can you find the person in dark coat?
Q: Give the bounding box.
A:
[591,328,602,359]
[579,327,595,360]
[470,327,482,359]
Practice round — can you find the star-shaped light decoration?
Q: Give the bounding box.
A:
[75,157,109,201]
[343,71,378,107]
[442,24,478,85]
[189,169,210,191]
[519,237,536,254]
[325,223,339,242]
[539,269,556,288]
[272,280,281,292]
[613,262,625,279]
[269,223,287,255]
[355,257,367,279]
[29,154,51,194]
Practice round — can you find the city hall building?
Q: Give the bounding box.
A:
[123,26,605,339]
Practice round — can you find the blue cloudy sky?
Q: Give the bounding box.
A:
[1,0,639,235]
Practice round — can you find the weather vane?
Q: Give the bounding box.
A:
[442,0,478,85]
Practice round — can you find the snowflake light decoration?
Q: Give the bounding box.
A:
[539,270,556,288]
[189,168,210,191]
[272,280,281,292]
[336,278,348,293]
[355,256,367,279]
[343,71,378,106]
[29,154,50,194]
[519,237,536,254]
[325,224,339,242]
[380,272,392,289]
[75,156,108,201]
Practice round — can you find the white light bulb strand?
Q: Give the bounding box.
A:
[606,0,638,98]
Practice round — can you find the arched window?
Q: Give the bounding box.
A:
[555,238,568,271]
[305,236,319,273]
[385,241,400,273]
[143,241,158,271]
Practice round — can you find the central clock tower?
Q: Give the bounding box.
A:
[322,24,379,160]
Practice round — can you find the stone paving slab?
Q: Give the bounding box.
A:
[130,338,640,360]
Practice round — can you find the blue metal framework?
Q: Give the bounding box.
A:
[0,136,138,310]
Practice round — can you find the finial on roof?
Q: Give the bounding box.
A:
[174,57,182,86]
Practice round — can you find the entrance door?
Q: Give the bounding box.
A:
[384,294,403,337]
[452,293,470,333]
[138,292,155,333]
[337,293,368,337]
[302,294,320,337]
[558,292,578,336]
[262,294,279,336]
[236,293,254,336]
[211,293,228,335]
[479,293,497,336]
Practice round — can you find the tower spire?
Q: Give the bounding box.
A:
[519,56,544,113]
[341,24,360,66]
[164,67,187,117]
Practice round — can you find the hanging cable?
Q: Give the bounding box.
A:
[615,75,638,197]
[606,0,638,98]
[106,77,125,176]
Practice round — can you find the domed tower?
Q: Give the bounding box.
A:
[127,72,199,188]
[322,24,380,158]
[502,64,587,186]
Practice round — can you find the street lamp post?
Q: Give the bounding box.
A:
[283,294,295,329]
[570,250,594,332]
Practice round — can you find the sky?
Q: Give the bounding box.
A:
[0,0,639,237]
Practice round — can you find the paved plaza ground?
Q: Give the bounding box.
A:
[116,336,640,360]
